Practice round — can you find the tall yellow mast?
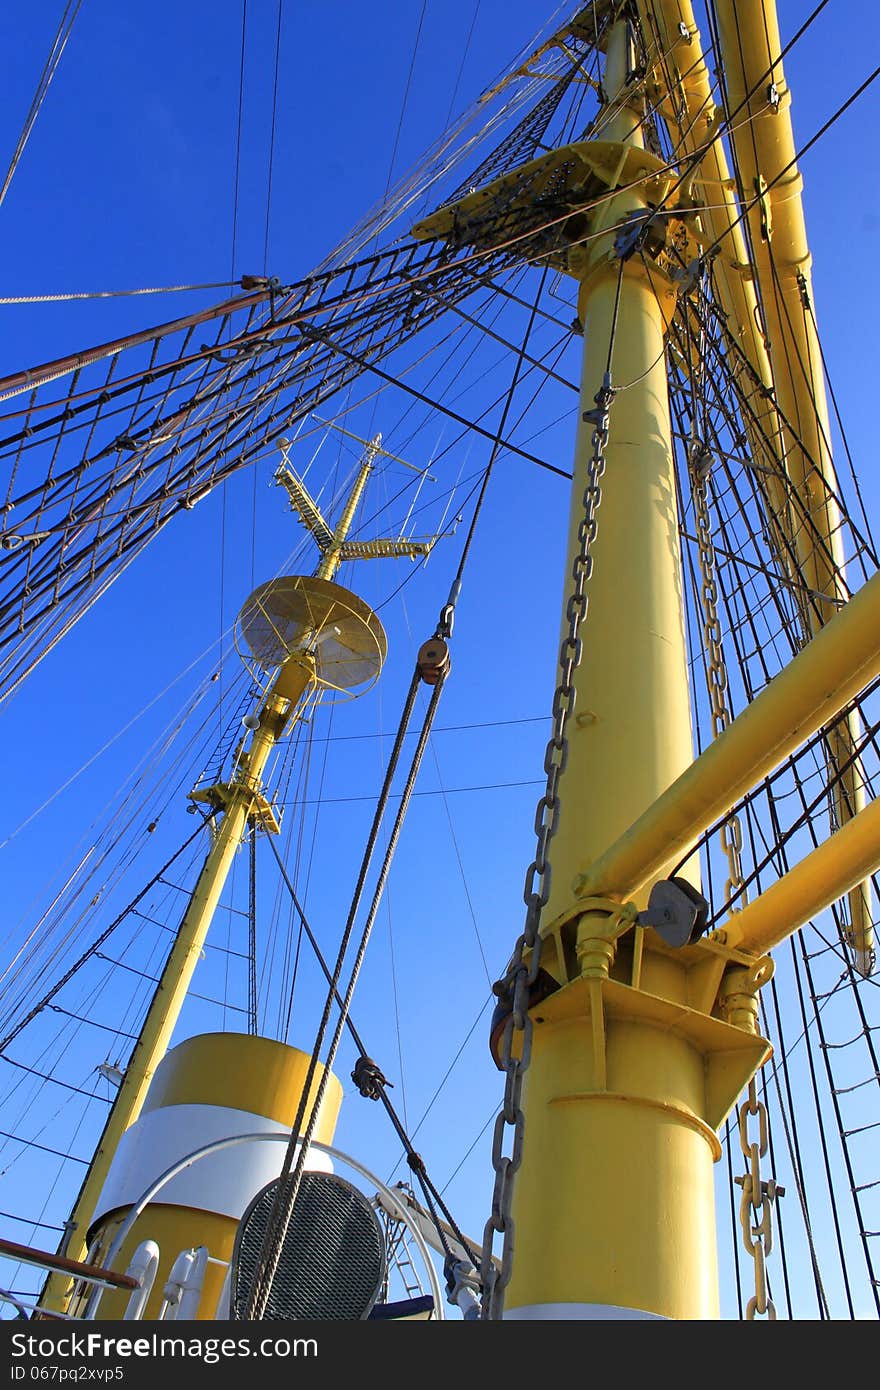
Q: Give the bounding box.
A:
[41,437,433,1311]
[494,12,731,1319]
[415,0,880,1320]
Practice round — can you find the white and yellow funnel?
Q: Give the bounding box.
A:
[85,1032,342,1319]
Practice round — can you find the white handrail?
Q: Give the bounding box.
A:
[83,1135,444,1320]
[122,1240,160,1321]
[158,1246,208,1320]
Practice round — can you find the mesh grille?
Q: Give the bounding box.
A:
[231,1173,386,1320]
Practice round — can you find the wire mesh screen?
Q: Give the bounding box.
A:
[230,1172,386,1320]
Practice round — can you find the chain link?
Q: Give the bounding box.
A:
[735,1078,780,1320]
[691,437,782,1320]
[689,449,746,904]
[479,374,615,1320]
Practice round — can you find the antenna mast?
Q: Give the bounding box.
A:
[41,438,436,1311]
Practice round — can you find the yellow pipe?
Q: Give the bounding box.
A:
[506,1016,721,1320]
[639,0,799,576]
[41,661,315,1309]
[44,451,382,1309]
[713,0,841,604]
[542,32,694,926]
[635,7,868,946]
[712,0,872,968]
[726,796,880,958]
[315,446,376,581]
[637,2,764,368]
[575,568,880,903]
[637,2,785,479]
[507,19,711,1320]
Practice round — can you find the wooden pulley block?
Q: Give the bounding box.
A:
[417,637,450,685]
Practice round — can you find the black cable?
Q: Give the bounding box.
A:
[687,285,866,609]
[294,321,571,481]
[701,61,880,273]
[264,832,481,1270]
[404,276,575,393]
[247,825,258,1035]
[0,1211,63,1233]
[802,293,878,561]
[723,1118,745,1319]
[763,982,830,1317]
[442,0,482,130]
[0,1056,108,1105]
[441,264,553,620]
[282,710,326,1041]
[779,825,856,1317]
[0,813,218,1053]
[796,929,880,1316]
[382,0,429,199]
[273,726,311,1043]
[245,667,447,1318]
[230,1,248,292]
[262,0,284,274]
[0,1130,87,1166]
[47,1005,137,1041]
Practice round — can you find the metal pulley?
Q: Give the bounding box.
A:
[488,967,560,1069]
[417,636,450,685]
[351,1054,390,1100]
[636,876,710,948]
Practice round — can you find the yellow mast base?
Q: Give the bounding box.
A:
[505,917,771,1320]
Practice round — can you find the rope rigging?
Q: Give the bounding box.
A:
[244,642,450,1318]
[237,272,551,1308]
[3,2,853,713]
[0,0,84,212]
[0,813,218,1054]
[0,0,878,1322]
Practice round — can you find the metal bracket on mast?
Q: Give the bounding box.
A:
[635,877,710,948]
[188,782,281,835]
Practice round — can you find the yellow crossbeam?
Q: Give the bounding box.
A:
[574,569,880,902]
[725,796,880,957]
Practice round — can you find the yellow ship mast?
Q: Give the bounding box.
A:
[41,437,433,1311]
[491,13,731,1319]
[415,0,880,1319]
[33,0,880,1323]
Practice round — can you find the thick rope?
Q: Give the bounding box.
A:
[245,668,447,1318]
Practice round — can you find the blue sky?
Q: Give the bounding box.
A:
[0,1,879,1319]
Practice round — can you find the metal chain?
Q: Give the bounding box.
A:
[687,278,781,1322]
[479,373,615,1320]
[689,450,746,904]
[689,381,783,1323]
[735,1077,781,1319]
